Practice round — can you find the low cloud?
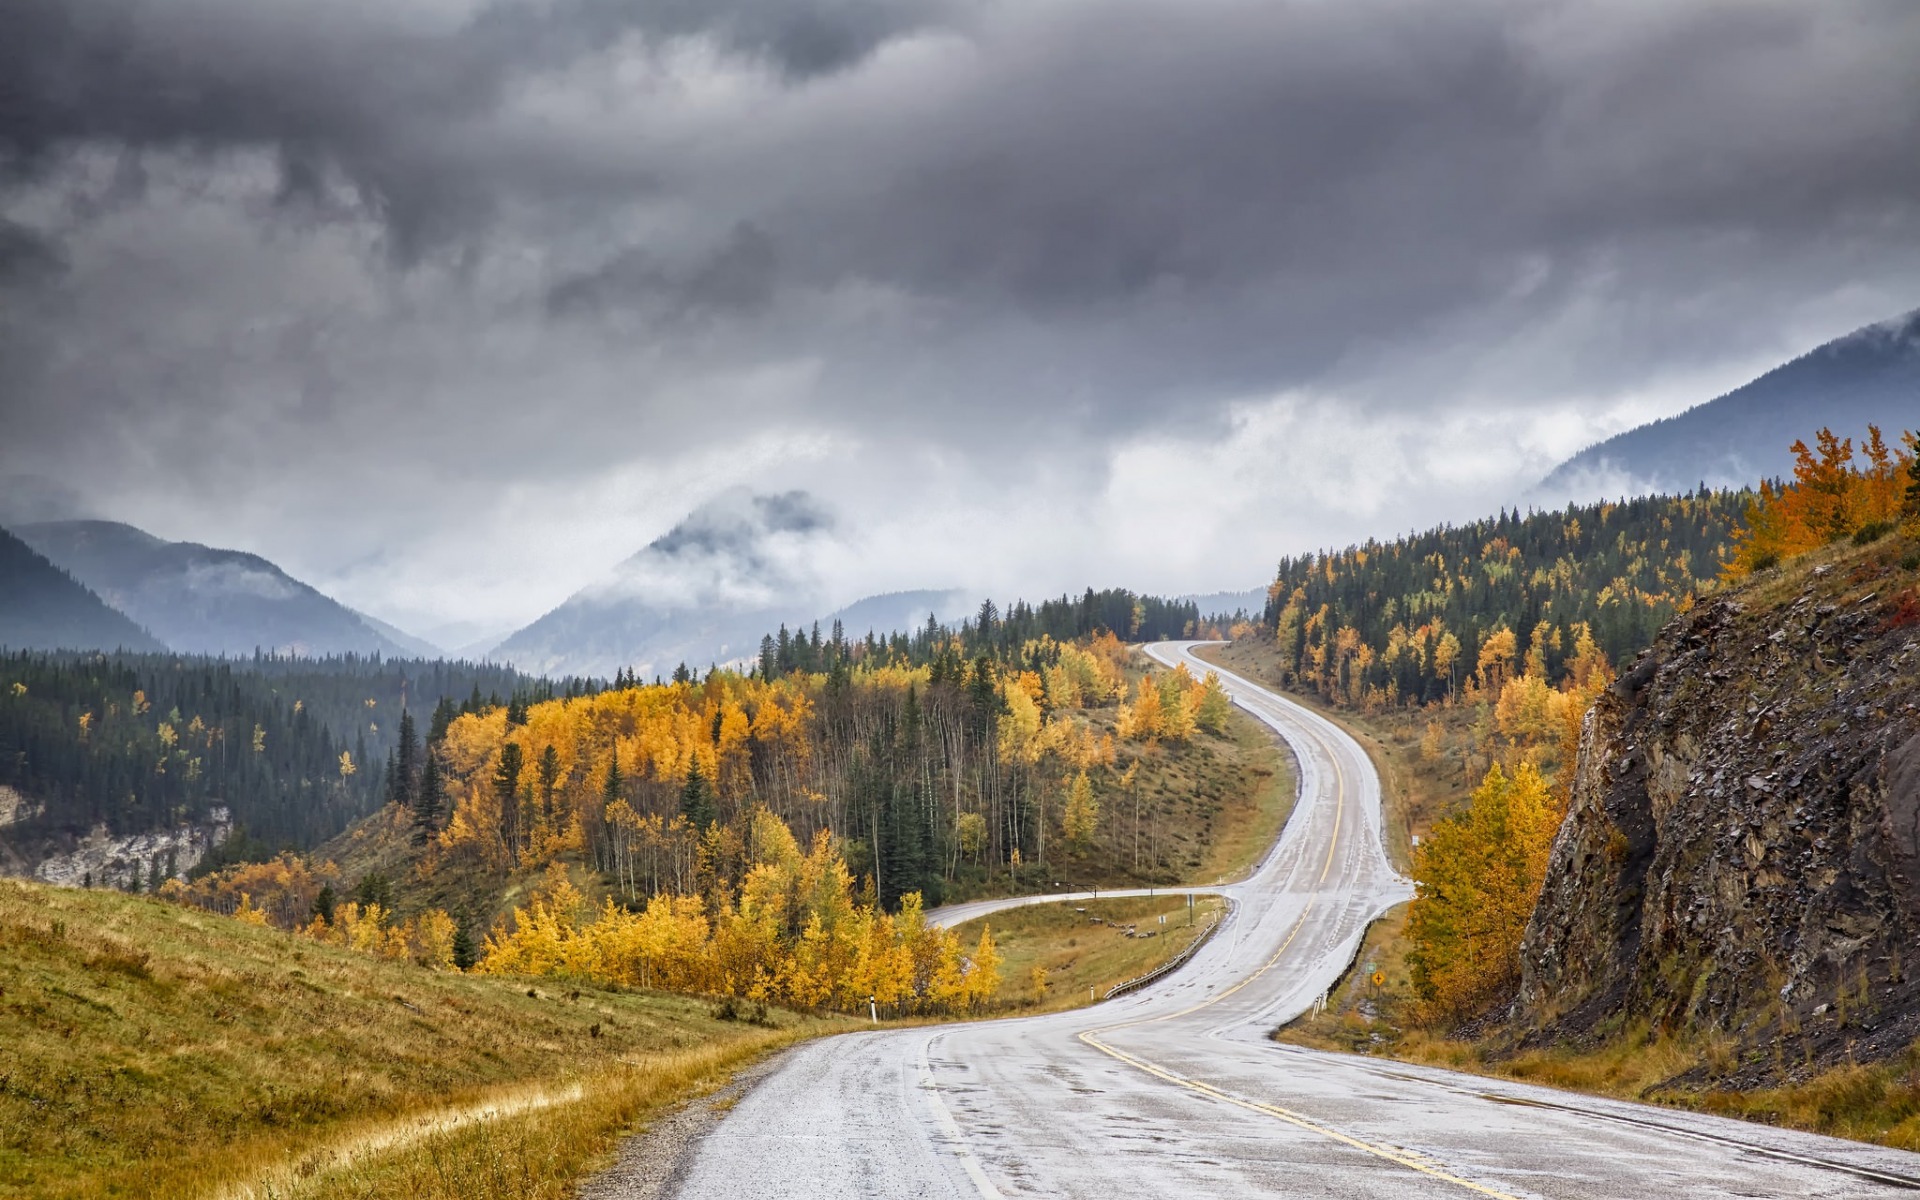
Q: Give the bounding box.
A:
[3,0,1918,631]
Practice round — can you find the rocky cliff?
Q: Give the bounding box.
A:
[1518,535,1920,1084]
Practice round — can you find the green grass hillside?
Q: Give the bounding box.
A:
[0,879,843,1200]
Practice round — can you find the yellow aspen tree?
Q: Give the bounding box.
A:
[1127,676,1165,740]
[1063,771,1099,845]
[1195,671,1232,734]
[967,926,1003,1011]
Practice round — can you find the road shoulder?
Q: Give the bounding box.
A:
[577,1048,796,1200]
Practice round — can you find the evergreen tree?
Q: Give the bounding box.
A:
[494,741,526,860]
[351,872,393,911]
[311,883,337,925]
[537,744,562,827]
[451,920,477,971]
[1907,432,1920,518]
[603,748,625,807]
[413,751,445,845]
[680,758,717,831]
[389,710,420,809]
[428,696,458,745]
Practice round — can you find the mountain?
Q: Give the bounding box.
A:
[818,589,973,640]
[352,609,446,660]
[0,525,165,653]
[1180,587,1269,620]
[1541,308,1920,498]
[16,520,416,659]
[491,490,843,679]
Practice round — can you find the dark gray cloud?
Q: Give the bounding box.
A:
[2,0,1918,630]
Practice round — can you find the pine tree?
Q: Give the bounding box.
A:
[495,741,525,860]
[451,921,477,971]
[389,710,420,810]
[311,883,337,926]
[537,744,562,830]
[425,696,453,744]
[603,748,625,808]
[1906,430,1920,518]
[413,751,445,845]
[680,757,717,831]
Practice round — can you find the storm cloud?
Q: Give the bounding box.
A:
[3,0,1918,633]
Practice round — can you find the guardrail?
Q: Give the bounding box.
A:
[1102,900,1231,1000]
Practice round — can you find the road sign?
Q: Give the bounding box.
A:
[1370,971,1386,988]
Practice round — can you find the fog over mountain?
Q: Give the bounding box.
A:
[1541,310,1920,500]
[494,490,847,678]
[17,520,418,659]
[4,1,1920,629]
[0,526,165,654]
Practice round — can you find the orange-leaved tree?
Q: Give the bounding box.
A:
[1725,426,1918,578]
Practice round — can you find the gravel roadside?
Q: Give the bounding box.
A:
[576,1048,796,1200]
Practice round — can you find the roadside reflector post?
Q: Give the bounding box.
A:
[870,995,877,1024]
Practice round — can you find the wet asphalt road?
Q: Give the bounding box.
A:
[669,642,1920,1199]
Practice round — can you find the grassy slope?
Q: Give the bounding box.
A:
[0,879,847,1200]
[953,894,1228,1014]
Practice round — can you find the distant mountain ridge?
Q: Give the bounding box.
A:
[17,520,418,659]
[0,526,165,653]
[1541,308,1920,498]
[492,490,840,679]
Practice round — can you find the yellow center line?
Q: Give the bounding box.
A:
[1078,658,1522,1200]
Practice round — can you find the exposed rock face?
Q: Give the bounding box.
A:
[5,807,231,890]
[0,785,41,828]
[1519,550,1920,1083]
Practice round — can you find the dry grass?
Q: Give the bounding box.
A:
[236,1036,803,1200]
[951,894,1227,1014]
[0,878,848,1200]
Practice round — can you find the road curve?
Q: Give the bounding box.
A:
[668,642,1920,1199]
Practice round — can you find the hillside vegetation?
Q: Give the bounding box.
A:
[0,878,842,1200]
[0,654,530,867]
[159,638,1280,1021]
[1286,428,1920,1148]
[1254,491,1745,710]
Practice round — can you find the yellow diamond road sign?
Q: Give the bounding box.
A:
[1370,971,1386,988]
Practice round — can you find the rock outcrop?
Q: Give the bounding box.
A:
[1518,540,1920,1084]
[1,807,231,891]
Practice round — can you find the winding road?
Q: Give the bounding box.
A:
[668,642,1920,1198]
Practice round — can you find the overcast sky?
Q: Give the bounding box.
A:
[4,0,1919,644]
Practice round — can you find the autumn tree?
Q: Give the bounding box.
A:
[1406,761,1560,1024]
[1063,771,1098,845]
[1195,671,1232,734]
[1726,427,1920,577]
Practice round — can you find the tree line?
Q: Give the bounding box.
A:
[1724,425,1919,576]
[0,652,534,864]
[1256,491,1747,710]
